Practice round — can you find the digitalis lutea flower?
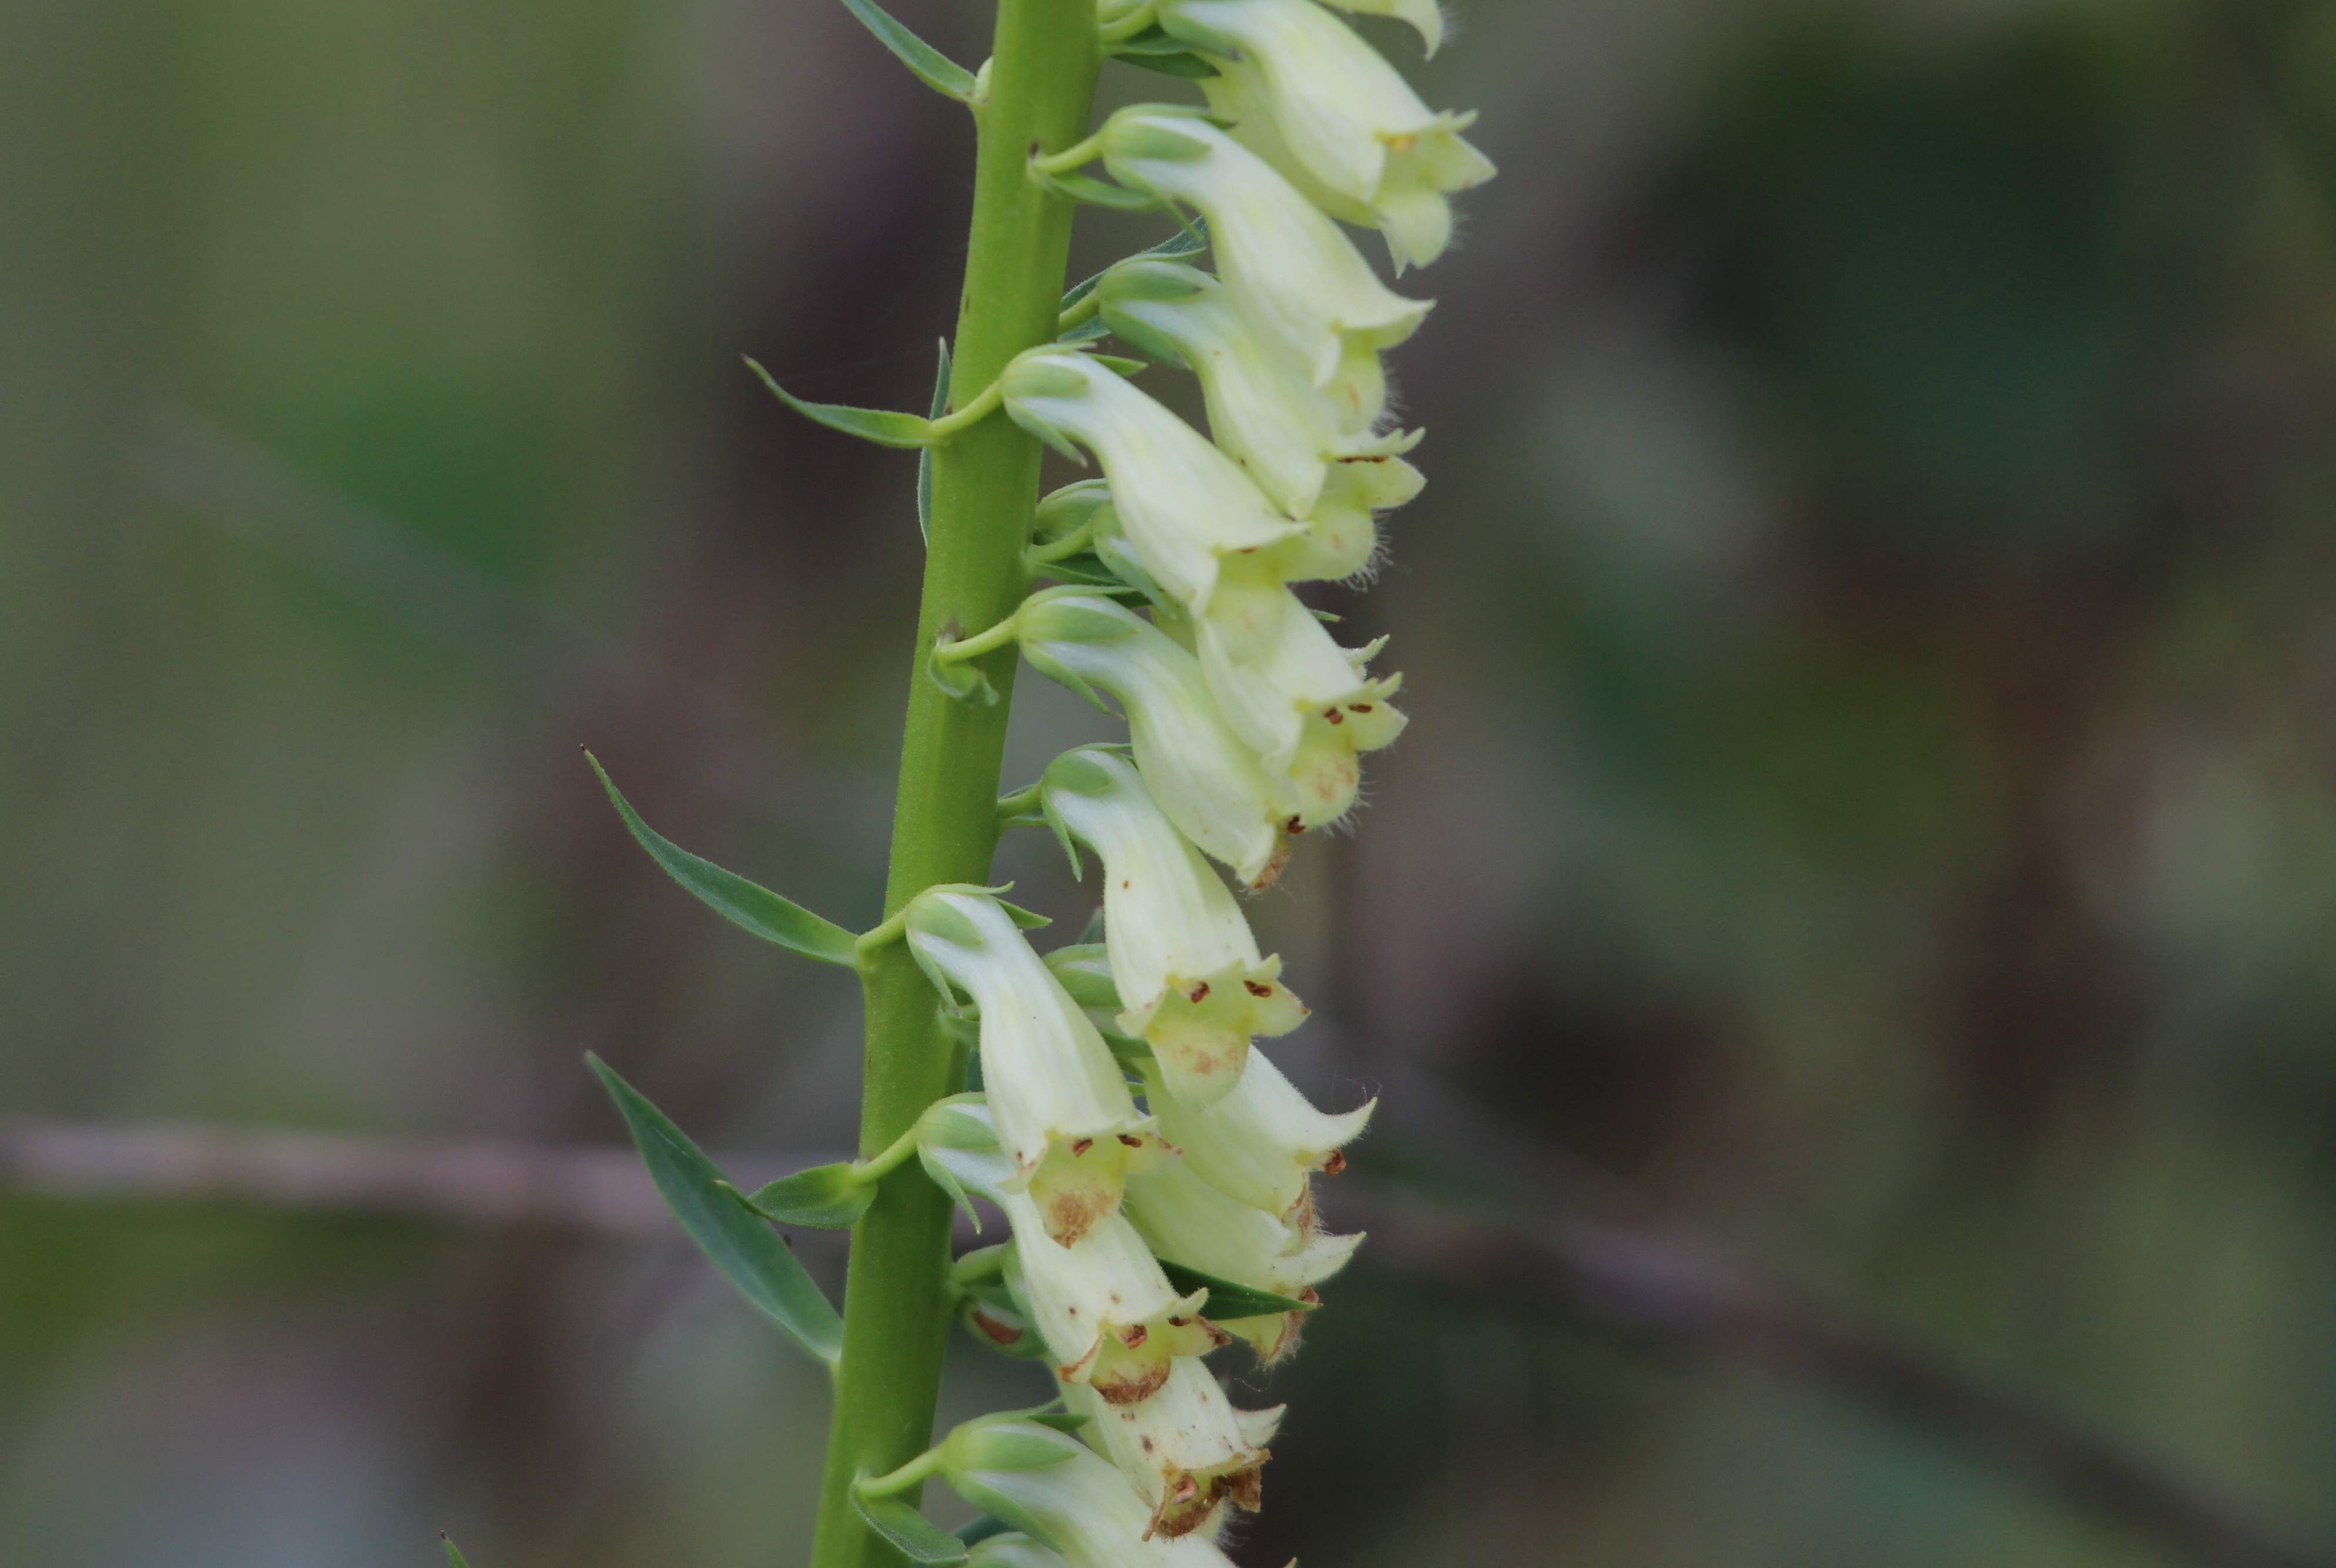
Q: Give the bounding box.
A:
[1091,257,1412,512]
[926,1104,1224,1404]
[1040,746,1306,1109]
[1162,560,1407,830]
[943,1421,1251,1566]
[903,888,1170,1245]
[1097,107,1429,398]
[1159,0,1494,270]
[1016,591,1296,888]
[1124,1154,1362,1361]
[1063,1359,1281,1539]
[1001,347,1299,614]
[1139,1045,1372,1219]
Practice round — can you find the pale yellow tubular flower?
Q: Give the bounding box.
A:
[1162,0,1493,270]
[1063,1359,1277,1539]
[1041,746,1306,1107]
[902,888,1171,1245]
[1139,1045,1373,1218]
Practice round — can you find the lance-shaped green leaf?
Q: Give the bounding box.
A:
[835,0,979,103]
[1156,1258,1316,1321]
[727,1161,875,1229]
[746,358,939,448]
[440,1535,474,1568]
[588,1054,844,1366]
[586,753,859,968]
[852,1495,970,1566]
[917,337,951,541]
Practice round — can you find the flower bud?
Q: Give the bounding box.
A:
[1041,747,1306,1108]
[1124,1156,1362,1361]
[1098,107,1429,395]
[1094,259,1407,511]
[1139,1045,1372,1218]
[944,1421,1250,1567]
[1161,0,1493,270]
[904,888,1169,1244]
[1017,592,1296,889]
[1001,348,1300,614]
[1170,563,1407,829]
[1063,1359,1274,1539]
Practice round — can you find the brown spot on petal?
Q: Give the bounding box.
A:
[1320,1150,1348,1176]
[1094,1359,1172,1404]
[1218,1465,1265,1513]
[1071,1137,1094,1156]
[1205,1322,1235,1348]
[970,1311,1023,1347]
[1244,980,1273,998]
[1186,981,1210,1003]
[1120,1324,1148,1347]
[1140,1436,1155,1453]
[1284,816,1306,835]
[1351,703,1375,713]
[1118,1133,1144,1148]
[1165,1315,1189,1328]
[1323,709,1344,725]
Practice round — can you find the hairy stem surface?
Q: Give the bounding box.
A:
[807,7,1100,1566]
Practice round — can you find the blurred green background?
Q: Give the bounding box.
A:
[7,0,2336,1563]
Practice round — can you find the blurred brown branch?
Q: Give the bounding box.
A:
[1,1115,2321,1568]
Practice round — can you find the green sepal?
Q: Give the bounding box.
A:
[440,1535,474,1568]
[1040,944,1117,1009]
[1077,905,1107,944]
[929,645,1001,706]
[917,338,951,542]
[1028,549,1129,588]
[1030,163,1159,211]
[729,1161,874,1230]
[1059,222,1209,313]
[852,1494,970,1566]
[1157,1258,1316,1321]
[835,0,980,103]
[746,357,936,448]
[956,1517,1015,1547]
[1108,25,1221,78]
[1085,352,1151,378]
[587,1054,844,1365]
[585,753,859,967]
[1055,314,1111,345]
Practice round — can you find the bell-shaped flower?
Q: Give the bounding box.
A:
[1124,1156,1362,1361]
[1093,259,1408,511]
[1265,449,1425,584]
[1165,561,1407,830]
[903,888,1169,1244]
[1000,348,1299,614]
[1064,1359,1277,1539]
[1139,1045,1372,1219]
[1040,746,1307,1108]
[1097,107,1429,394]
[1016,592,1296,888]
[943,1421,1245,1567]
[929,1105,1222,1402]
[1160,0,1494,270]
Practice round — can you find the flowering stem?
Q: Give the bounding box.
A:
[805,4,1100,1567]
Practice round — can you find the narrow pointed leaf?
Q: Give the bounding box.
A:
[440,1536,474,1568]
[917,338,951,542]
[1157,1259,1316,1321]
[1108,26,1220,78]
[586,753,860,967]
[732,1162,876,1229]
[835,0,979,102]
[852,1494,970,1566]
[746,358,936,447]
[1061,222,1209,311]
[1030,166,1160,211]
[589,1055,844,1365]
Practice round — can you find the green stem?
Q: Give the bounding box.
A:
[806,4,1101,1566]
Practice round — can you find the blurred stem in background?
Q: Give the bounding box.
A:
[807,6,1101,1567]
